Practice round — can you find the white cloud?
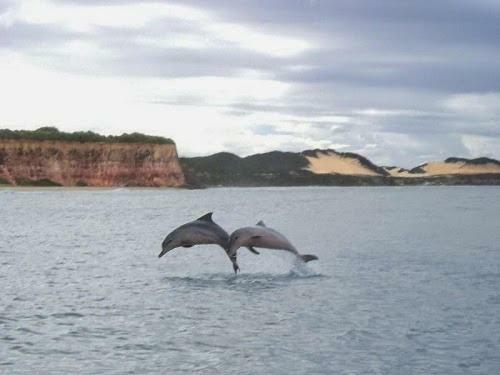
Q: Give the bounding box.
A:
[2,0,311,58]
[461,134,500,158]
[0,51,290,156]
[444,93,500,117]
[2,0,208,31]
[354,108,433,117]
[206,22,311,57]
[152,76,290,104]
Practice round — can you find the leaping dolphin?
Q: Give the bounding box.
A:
[228,221,318,263]
[159,212,250,273]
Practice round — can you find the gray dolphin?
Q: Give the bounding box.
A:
[228,221,318,263]
[159,212,246,273]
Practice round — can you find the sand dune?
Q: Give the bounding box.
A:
[420,161,500,175]
[306,151,500,178]
[385,160,500,177]
[384,167,418,177]
[304,150,381,176]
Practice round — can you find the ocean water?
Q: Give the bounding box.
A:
[1,186,500,374]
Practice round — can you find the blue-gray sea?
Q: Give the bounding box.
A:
[1,187,500,374]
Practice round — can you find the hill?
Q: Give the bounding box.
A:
[181,149,500,187]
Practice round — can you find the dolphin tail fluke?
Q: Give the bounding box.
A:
[228,252,240,274]
[232,262,239,274]
[301,254,318,262]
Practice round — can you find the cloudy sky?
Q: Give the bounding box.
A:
[1,0,499,166]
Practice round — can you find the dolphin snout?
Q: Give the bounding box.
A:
[159,239,172,258]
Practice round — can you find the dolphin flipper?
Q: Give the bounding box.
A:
[301,254,318,262]
[246,246,260,255]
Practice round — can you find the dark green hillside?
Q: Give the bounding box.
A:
[180,150,391,187]
[409,164,427,174]
[181,150,311,186]
[243,151,308,172]
[0,127,174,145]
[445,157,500,166]
[181,149,500,187]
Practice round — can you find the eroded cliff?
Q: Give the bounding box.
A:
[0,140,185,187]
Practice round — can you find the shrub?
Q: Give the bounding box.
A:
[0,127,174,145]
[15,178,62,187]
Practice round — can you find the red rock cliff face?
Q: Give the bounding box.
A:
[0,140,185,187]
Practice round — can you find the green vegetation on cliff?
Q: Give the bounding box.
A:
[0,177,62,187]
[15,178,62,187]
[0,127,174,145]
[445,157,500,166]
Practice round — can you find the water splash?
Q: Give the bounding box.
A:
[289,257,321,277]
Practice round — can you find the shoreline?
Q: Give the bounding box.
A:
[2,182,500,190]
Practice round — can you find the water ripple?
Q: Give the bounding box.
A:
[51,312,85,319]
[2,187,500,374]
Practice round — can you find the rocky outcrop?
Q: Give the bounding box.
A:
[0,140,185,187]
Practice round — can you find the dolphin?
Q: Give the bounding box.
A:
[228,221,318,263]
[159,212,253,273]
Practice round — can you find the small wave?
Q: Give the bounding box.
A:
[160,255,322,285]
[44,348,77,355]
[161,270,325,291]
[458,360,481,369]
[0,315,17,323]
[114,343,155,351]
[336,328,381,343]
[290,258,321,277]
[51,312,85,319]
[405,326,446,340]
[476,272,500,279]
[15,327,41,335]
[487,295,500,305]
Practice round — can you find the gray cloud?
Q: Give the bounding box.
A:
[1,0,500,165]
[0,21,78,49]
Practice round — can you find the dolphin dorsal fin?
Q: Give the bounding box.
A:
[256,220,266,227]
[197,212,214,222]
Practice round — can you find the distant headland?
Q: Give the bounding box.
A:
[180,149,500,187]
[1,128,499,187]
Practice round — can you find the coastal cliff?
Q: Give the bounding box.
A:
[0,140,185,187]
[2,128,499,188]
